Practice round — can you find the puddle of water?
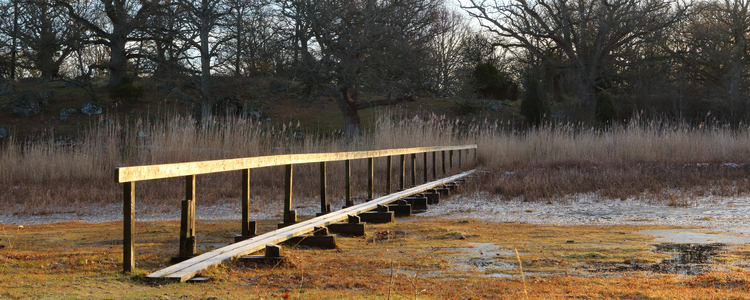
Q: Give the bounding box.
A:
[458,242,517,256]
[435,242,520,278]
[650,243,725,275]
[597,242,727,276]
[640,229,750,244]
[654,243,725,264]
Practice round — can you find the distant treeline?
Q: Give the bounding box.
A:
[1,0,750,129]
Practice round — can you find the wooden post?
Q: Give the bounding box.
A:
[367,158,374,199]
[442,151,446,175]
[283,164,296,224]
[474,148,477,163]
[386,156,392,194]
[449,150,454,170]
[432,152,436,180]
[179,175,196,257]
[320,162,329,213]
[123,181,135,273]
[410,153,416,187]
[345,160,352,207]
[459,149,462,169]
[241,169,252,237]
[423,152,428,183]
[399,155,405,190]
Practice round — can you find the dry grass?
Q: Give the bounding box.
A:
[478,163,750,203]
[2,113,750,215]
[476,118,750,169]
[1,219,750,299]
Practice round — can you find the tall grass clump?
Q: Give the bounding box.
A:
[0,112,471,214]
[3,111,750,213]
[475,117,750,202]
[475,117,750,170]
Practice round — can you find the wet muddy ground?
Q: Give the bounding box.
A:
[4,189,750,280]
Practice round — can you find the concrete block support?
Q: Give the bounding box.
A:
[358,211,395,224]
[238,244,285,267]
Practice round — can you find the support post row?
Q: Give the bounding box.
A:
[442,151,446,175]
[386,156,392,194]
[236,169,256,241]
[399,155,406,190]
[450,150,454,171]
[367,158,374,200]
[280,164,297,227]
[320,162,330,214]
[179,175,196,258]
[432,152,437,180]
[459,149,462,169]
[411,153,417,187]
[345,160,352,207]
[123,181,135,273]
[423,152,428,183]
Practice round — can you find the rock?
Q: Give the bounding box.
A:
[0,126,8,139]
[60,108,77,120]
[12,91,54,117]
[81,102,102,115]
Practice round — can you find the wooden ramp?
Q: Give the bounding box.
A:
[147,170,475,282]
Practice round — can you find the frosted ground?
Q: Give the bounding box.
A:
[4,190,750,243]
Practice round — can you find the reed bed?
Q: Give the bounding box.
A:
[2,112,750,215]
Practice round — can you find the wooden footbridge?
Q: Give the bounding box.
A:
[115,145,477,282]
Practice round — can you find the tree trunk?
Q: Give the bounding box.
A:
[336,88,361,139]
[11,0,18,80]
[200,15,212,120]
[233,8,243,77]
[729,41,744,106]
[573,64,598,110]
[39,49,56,80]
[108,37,127,87]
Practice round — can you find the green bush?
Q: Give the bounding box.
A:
[595,90,618,125]
[109,75,144,100]
[520,76,550,126]
[471,62,518,100]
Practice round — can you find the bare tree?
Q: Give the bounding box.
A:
[55,0,163,86]
[429,9,471,95]
[274,0,315,78]
[174,0,233,119]
[140,0,193,78]
[0,0,21,78]
[216,0,281,76]
[461,0,686,108]
[676,0,750,108]
[10,0,83,79]
[303,0,447,138]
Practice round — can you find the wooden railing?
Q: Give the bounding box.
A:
[115,145,477,272]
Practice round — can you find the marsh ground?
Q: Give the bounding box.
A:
[3,189,750,299]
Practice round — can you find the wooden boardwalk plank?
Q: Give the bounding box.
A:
[146,170,475,282]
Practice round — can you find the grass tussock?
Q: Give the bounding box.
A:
[2,220,750,299]
[3,113,750,214]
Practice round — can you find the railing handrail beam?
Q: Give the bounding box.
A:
[115,145,476,183]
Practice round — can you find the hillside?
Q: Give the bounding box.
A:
[0,76,520,142]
